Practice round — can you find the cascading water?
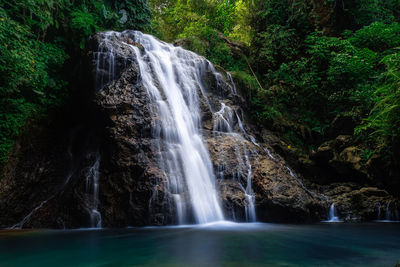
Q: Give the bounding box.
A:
[385,201,392,221]
[130,31,224,224]
[212,99,257,222]
[94,32,116,91]
[85,152,102,228]
[325,203,342,222]
[376,201,400,222]
[94,30,260,224]
[377,202,381,220]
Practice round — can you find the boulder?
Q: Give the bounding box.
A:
[322,184,400,222]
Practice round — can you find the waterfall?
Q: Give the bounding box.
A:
[265,147,275,160]
[94,32,116,91]
[10,199,51,229]
[324,203,342,222]
[377,202,381,220]
[385,201,392,221]
[376,201,400,222]
[85,152,102,228]
[130,31,224,224]
[212,97,257,222]
[94,30,262,224]
[285,166,318,199]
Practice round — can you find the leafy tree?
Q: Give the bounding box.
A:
[0,0,152,165]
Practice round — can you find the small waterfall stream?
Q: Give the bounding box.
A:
[10,132,77,229]
[94,31,259,224]
[85,152,102,228]
[10,199,52,229]
[376,201,400,222]
[212,104,257,222]
[94,32,116,91]
[385,201,392,221]
[377,202,381,220]
[324,203,342,223]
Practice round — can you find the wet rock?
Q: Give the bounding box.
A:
[206,132,325,222]
[252,156,324,222]
[0,122,103,229]
[89,31,144,91]
[308,135,368,183]
[330,146,366,176]
[365,152,400,196]
[322,184,400,222]
[312,142,334,162]
[261,129,280,148]
[216,32,248,58]
[335,135,353,148]
[0,31,327,228]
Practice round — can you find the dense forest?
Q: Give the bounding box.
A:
[2,1,400,265]
[1,0,399,191]
[149,0,400,188]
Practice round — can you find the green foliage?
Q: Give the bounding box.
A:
[71,7,99,36]
[343,0,400,27]
[0,7,67,164]
[0,0,152,165]
[257,32,378,132]
[248,0,312,74]
[231,71,259,99]
[356,53,400,147]
[119,0,152,30]
[246,0,400,161]
[249,0,311,33]
[361,148,375,164]
[0,99,34,164]
[150,0,250,70]
[2,0,399,174]
[346,22,400,52]
[150,0,400,161]
[252,25,299,71]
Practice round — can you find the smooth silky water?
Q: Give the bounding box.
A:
[92,31,261,224]
[1,223,400,266]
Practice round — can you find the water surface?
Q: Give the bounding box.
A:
[1,222,399,266]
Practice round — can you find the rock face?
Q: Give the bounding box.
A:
[308,135,369,183]
[1,30,397,228]
[89,31,326,225]
[0,119,102,228]
[321,184,399,222]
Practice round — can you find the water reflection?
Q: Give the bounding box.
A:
[0,223,399,266]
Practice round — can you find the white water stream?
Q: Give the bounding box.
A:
[130,31,224,224]
[95,30,259,224]
[85,152,102,228]
[324,203,342,223]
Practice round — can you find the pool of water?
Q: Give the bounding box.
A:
[1,222,399,266]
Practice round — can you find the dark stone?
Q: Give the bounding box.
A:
[330,113,356,136]
[322,184,400,222]
[5,31,386,229]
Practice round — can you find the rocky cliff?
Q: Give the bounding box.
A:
[0,31,398,228]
